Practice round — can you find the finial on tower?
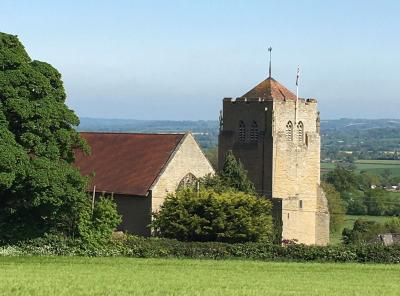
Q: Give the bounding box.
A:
[268,46,272,78]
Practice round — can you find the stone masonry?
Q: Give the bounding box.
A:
[150,133,215,212]
[218,77,330,245]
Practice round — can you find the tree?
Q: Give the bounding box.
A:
[0,32,119,241]
[324,163,358,194]
[358,171,380,191]
[342,217,400,245]
[363,189,388,216]
[345,191,367,215]
[152,188,273,243]
[321,182,346,232]
[381,169,392,186]
[342,219,384,245]
[207,150,256,194]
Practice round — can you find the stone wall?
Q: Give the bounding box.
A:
[218,96,330,245]
[218,98,274,195]
[151,133,215,212]
[272,99,329,245]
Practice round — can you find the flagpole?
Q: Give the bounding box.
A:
[295,66,299,124]
[268,47,272,78]
[295,85,298,124]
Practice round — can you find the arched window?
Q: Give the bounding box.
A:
[238,120,246,143]
[250,121,258,143]
[178,173,197,190]
[285,121,293,141]
[297,121,304,142]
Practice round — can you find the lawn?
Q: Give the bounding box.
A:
[321,159,400,177]
[1,257,400,295]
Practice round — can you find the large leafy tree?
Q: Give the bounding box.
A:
[0,32,108,241]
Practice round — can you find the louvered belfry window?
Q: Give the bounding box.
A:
[286,121,293,141]
[238,120,246,143]
[250,121,258,143]
[297,121,304,142]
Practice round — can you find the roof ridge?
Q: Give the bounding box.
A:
[241,76,296,101]
[79,131,186,135]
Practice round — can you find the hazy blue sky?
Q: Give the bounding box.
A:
[2,1,399,120]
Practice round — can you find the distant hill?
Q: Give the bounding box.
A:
[78,118,219,149]
[78,117,218,133]
[79,117,400,133]
[77,118,400,159]
[320,118,400,130]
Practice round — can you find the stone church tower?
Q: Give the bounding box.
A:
[218,68,330,245]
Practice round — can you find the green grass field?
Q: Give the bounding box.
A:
[321,159,400,177]
[1,257,400,295]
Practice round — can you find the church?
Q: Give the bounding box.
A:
[218,60,330,245]
[75,56,329,245]
[75,132,214,236]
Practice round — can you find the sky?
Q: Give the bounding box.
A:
[1,0,400,120]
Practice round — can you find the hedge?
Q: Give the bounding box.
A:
[1,235,400,263]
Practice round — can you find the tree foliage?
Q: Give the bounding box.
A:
[201,150,256,195]
[321,182,345,232]
[324,164,358,194]
[152,188,273,243]
[342,217,400,245]
[0,32,119,241]
[79,196,122,244]
[324,163,400,216]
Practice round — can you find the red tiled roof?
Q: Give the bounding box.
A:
[242,77,296,101]
[74,132,185,196]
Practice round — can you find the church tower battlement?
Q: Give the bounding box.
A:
[218,73,330,245]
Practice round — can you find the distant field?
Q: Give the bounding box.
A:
[356,160,400,165]
[321,159,400,177]
[1,257,400,295]
[330,215,394,244]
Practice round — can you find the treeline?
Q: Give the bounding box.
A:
[324,164,400,216]
[79,118,400,161]
[322,125,400,161]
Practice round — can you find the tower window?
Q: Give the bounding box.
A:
[285,121,293,141]
[250,121,258,143]
[238,120,246,143]
[297,121,304,142]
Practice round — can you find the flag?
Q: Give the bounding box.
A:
[296,66,300,86]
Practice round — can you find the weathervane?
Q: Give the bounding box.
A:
[268,46,272,78]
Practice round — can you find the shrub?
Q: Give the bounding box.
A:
[2,235,400,263]
[385,217,400,233]
[151,188,273,243]
[78,196,122,245]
